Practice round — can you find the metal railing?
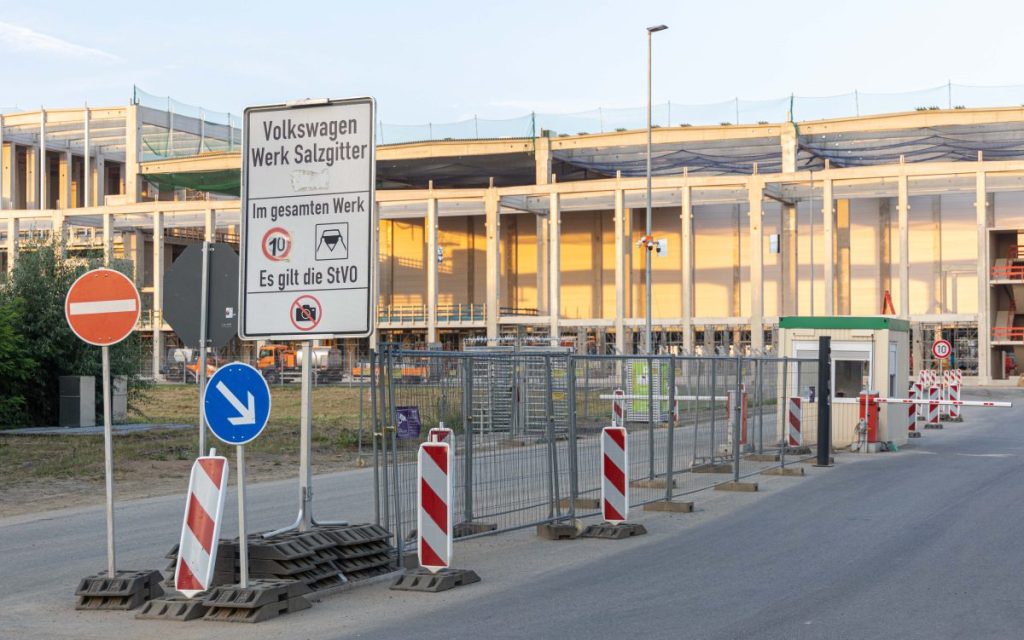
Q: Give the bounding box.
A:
[377,303,486,324]
[991,264,1024,280]
[372,349,820,554]
[992,327,1024,341]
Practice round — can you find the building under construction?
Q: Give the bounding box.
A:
[2,87,1024,382]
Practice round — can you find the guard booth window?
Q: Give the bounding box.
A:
[834,360,868,398]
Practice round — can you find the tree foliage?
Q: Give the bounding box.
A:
[0,242,148,427]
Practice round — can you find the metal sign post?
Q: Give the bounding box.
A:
[199,240,210,457]
[203,363,272,589]
[65,268,141,579]
[239,96,377,532]
[100,345,115,577]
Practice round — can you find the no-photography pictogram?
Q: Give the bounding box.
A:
[290,295,323,332]
[262,227,292,261]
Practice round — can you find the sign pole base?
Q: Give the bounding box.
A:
[580,522,648,540]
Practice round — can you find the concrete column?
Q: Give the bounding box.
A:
[125,105,142,202]
[204,208,217,242]
[83,107,90,208]
[94,155,106,206]
[977,169,991,383]
[898,170,910,317]
[102,212,113,264]
[749,177,765,352]
[38,110,46,210]
[132,229,144,283]
[536,213,549,315]
[51,210,65,255]
[614,186,626,354]
[5,217,18,273]
[782,204,799,315]
[24,146,37,209]
[1,141,14,211]
[781,122,798,174]
[0,115,4,209]
[153,211,164,380]
[549,191,560,341]
[425,194,438,344]
[484,187,499,339]
[534,137,551,186]
[59,149,72,209]
[680,184,694,352]
[823,177,835,315]
[835,199,850,315]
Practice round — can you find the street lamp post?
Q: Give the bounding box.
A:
[645,24,667,354]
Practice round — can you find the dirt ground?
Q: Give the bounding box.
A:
[0,383,374,517]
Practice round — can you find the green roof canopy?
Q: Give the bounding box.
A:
[778,316,910,332]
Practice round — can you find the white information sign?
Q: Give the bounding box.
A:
[240,97,376,339]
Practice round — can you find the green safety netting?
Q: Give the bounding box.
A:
[142,170,240,196]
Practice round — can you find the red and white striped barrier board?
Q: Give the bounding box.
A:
[175,455,229,598]
[906,387,918,436]
[949,383,961,420]
[787,397,802,447]
[428,425,453,444]
[928,386,940,425]
[912,382,923,421]
[611,388,625,427]
[726,387,749,447]
[417,442,452,574]
[601,426,629,524]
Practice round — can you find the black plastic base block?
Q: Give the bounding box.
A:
[202,579,312,624]
[580,522,647,540]
[389,568,480,593]
[536,522,581,540]
[75,569,164,611]
[135,595,209,621]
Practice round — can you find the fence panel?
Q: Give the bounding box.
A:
[376,350,822,550]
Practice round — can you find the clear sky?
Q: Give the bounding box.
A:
[2,0,1023,124]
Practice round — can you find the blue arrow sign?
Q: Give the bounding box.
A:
[204,362,271,445]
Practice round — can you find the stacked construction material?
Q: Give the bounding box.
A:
[163,523,395,595]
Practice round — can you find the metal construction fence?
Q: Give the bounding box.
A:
[371,349,821,555]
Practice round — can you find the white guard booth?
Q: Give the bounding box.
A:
[777,316,911,448]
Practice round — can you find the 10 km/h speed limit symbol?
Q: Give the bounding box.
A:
[240,97,376,340]
[932,339,953,360]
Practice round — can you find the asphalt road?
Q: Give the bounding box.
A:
[2,387,1019,639]
[351,387,1024,640]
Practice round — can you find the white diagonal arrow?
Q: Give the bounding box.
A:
[216,381,256,426]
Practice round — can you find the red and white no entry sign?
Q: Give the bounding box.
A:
[65,268,141,346]
[931,339,952,360]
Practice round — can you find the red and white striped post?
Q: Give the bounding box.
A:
[175,454,229,598]
[787,396,802,447]
[611,388,625,427]
[949,381,962,421]
[601,426,629,524]
[912,382,923,421]
[417,442,452,573]
[906,386,920,438]
[927,385,941,427]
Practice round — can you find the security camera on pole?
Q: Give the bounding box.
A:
[67,268,164,610]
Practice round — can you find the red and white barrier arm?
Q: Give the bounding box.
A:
[873,398,1011,408]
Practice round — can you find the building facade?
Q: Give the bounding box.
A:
[2,100,1023,382]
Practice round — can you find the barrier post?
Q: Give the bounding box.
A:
[815,337,833,467]
[787,396,802,447]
